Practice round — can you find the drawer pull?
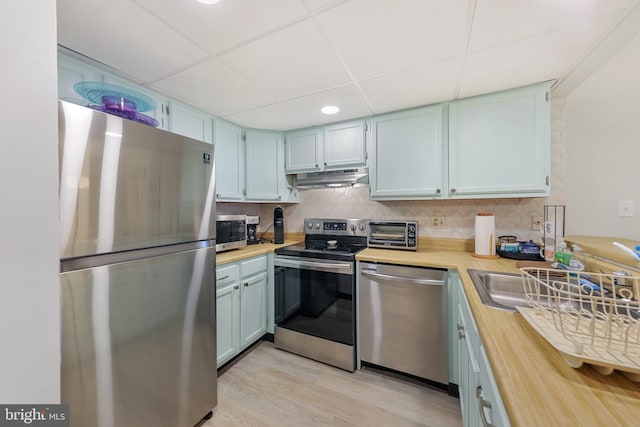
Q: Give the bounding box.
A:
[217,275,230,281]
[476,386,495,427]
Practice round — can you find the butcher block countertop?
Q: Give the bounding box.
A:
[216,235,303,266]
[357,237,640,427]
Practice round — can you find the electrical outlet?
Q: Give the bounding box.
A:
[618,200,634,217]
[431,216,446,228]
[531,216,543,231]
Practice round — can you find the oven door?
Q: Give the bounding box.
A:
[274,256,354,345]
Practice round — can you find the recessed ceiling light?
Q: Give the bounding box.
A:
[321,105,339,115]
[197,0,221,4]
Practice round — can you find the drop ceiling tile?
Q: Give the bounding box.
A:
[57,0,208,82]
[303,0,350,12]
[459,12,625,98]
[469,0,636,52]
[359,58,461,114]
[132,0,308,54]
[315,0,469,80]
[226,84,372,131]
[152,58,275,116]
[220,19,351,101]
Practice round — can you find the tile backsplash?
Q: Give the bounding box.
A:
[220,98,567,243]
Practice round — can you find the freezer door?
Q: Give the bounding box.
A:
[58,100,216,259]
[60,246,216,427]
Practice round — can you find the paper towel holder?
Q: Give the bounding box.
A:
[471,212,501,259]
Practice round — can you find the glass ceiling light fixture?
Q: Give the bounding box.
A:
[196,0,221,4]
[321,105,340,115]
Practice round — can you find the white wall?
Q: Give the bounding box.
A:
[566,34,640,240]
[0,2,60,402]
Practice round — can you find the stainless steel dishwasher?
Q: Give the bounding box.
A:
[359,262,448,384]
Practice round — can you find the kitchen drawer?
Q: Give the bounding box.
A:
[240,255,267,278]
[216,264,239,289]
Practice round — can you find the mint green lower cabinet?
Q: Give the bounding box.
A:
[216,283,240,367]
[216,263,240,367]
[369,105,444,200]
[240,271,267,348]
[216,255,268,367]
[457,279,510,427]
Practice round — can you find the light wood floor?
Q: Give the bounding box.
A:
[203,341,462,427]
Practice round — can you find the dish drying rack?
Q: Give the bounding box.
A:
[517,267,640,381]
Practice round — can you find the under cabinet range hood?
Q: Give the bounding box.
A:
[295,167,369,190]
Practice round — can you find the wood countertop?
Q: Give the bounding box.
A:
[216,239,300,266]
[357,239,640,427]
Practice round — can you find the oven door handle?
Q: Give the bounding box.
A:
[361,270,445,286]
[275,257,353,275]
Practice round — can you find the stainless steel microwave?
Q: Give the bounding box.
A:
[216,214,247,253]
[367,221,418,251]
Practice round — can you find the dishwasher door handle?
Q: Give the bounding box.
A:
[361,270,445,286]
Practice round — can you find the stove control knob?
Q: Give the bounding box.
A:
[359,224,366,231]
[350,224,356,231]
[307,222,312,229]
[315,223,320,230]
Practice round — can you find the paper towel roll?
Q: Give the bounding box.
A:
[474,213,496,257]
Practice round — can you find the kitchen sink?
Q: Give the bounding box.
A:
[467,269,640,318]
[467,269,585,313]
[467,269,530,312]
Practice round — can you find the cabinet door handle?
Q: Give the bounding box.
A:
[217,275,230,281]
[244,282,248,287]
[233,285,239,290]
[476,387,496,427]
[450,188,457,193]
[436,188,441,194]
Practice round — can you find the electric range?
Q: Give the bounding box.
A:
[273,218,370,371]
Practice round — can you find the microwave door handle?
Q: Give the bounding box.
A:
[361,270,444,286]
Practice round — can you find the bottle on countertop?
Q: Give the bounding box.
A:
[554,239,572,266]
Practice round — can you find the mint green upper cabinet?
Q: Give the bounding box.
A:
[214,118,245,201]
[168,101,213,144]
[245,130,281,201]
[57,55,103,105]
[448,83,551,198]
[323,120,366,169]
[285,128,323,173]
[369,106,444,200]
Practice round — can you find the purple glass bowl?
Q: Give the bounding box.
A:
[102,96,137,119]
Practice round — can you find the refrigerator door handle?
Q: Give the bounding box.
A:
[60,239,215,273]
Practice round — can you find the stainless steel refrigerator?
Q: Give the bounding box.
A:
[58,100,217,427]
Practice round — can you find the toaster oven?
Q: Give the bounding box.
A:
[367,221,418,251]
